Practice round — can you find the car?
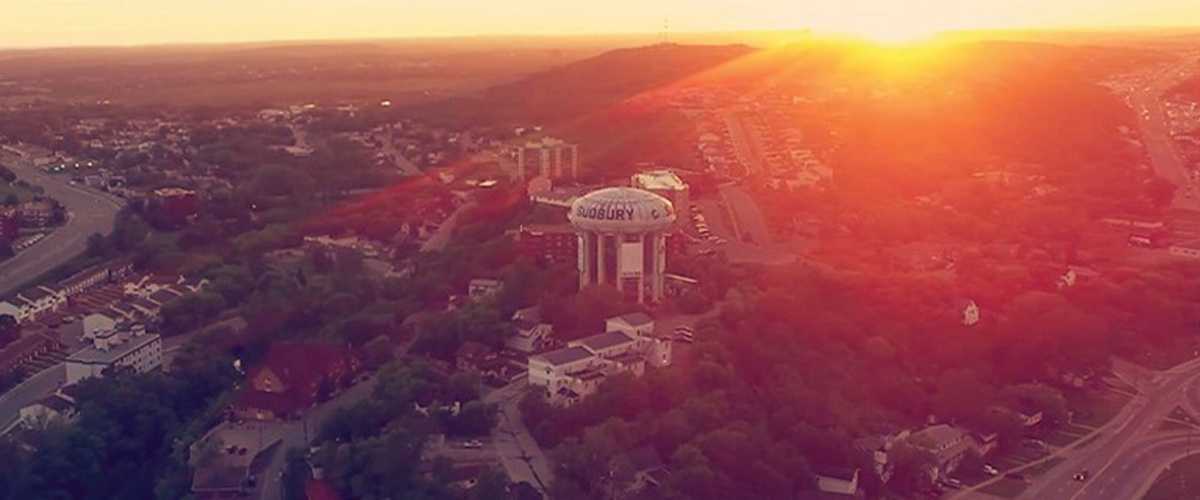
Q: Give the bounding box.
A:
[983,464,999,476]
[943,478,964,489]
[462,439,483,449]
[1073,470,1089,481]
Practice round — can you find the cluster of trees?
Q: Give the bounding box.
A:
[518,256,1191,498]
[310,358,508,499]
[0,343,237,499]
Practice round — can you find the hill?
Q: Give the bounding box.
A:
[410,43,754,126]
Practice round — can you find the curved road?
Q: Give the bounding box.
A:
[0,150,123,297]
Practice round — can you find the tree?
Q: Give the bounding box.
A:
[86,232,108,258]
[0,237,13,259]
[0,314,17,347]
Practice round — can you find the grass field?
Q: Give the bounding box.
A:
[1070,390,1129,428]
[0,181,37,204]
[1144,453,1200,500]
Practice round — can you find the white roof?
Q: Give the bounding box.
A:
[632,170,687,192]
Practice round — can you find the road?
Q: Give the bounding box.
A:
[1123,56,1200,211]
[420,199,476,253]
[256,375,380,500]
[953,355,1200,500]
[0,364,65,432]
[0,150,124,296]
[485,378,554,495]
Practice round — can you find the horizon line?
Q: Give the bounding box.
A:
[3,24,1200,53]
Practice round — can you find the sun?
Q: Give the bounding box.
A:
[838,18,947,45]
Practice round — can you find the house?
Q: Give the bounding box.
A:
[56,259,133,298]
[231,343,361,421]
[65,325,162,384]
[956,299,980,326]
[812,469,862,498]
[609,446,670,496]
[507,318,553,353]
[528,323,672,405]
[907,424,976,480]
[0,332,64,378]
[467,278,503,302]
[606,312,656,338]
[528,346,597,391]
[0,301,24,322]
[15,286,65,322]
[18,393,78,428]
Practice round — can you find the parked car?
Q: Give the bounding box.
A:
[983,464,999,476]
[1073,470,1089,481]
[462,439,483,449]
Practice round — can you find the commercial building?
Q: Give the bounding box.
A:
[516,136,579,180]
[631,169,690,215]
[65,325,162,384]
[569,187,676,304]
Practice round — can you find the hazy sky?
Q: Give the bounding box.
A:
[4,0,1200,48]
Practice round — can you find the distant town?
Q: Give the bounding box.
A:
[5,31,1200,500]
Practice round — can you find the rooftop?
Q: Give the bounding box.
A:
[610,311,654,328]
[575,331,637,352]
[533,346,594,366]
[66,333,160,365]
[632,169,688,192]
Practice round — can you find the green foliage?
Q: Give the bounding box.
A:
[1,343,236,499]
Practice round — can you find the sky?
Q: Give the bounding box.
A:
[3,0,1200,48]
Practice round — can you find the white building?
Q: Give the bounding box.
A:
[569,187,676,305]
[65,326,162,385]
[958,299,980,326]
[81,313,118,340]
[631,169,689,215]
[0,301,24,322]
[528,313,672,405]
[13,286,65,322]
[508,318,553,353]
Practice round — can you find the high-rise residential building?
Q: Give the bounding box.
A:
[516,136,579,180]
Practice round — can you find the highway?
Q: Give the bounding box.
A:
[1123,55,1200,211]
[0,150,124,296]
[952,356,1200,500]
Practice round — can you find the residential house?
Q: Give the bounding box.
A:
[0,301,24,322]
[907,424,977,480]
[508,317,552,353]
[811,469,863,498]
[231,342,361,421]
[15,286,65,322]
[0,332,64,378]
[605,312,655,338]
[18,393,78,428]
[123,274,184,298]
[467,278,503,302]
[609,446,670,497]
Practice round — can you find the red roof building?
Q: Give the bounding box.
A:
[231,342,361,421]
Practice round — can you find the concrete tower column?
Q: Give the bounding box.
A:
[577,232,589,290]
[652,233,667,302]
[637,233,647,304]
[597,232,607,285]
